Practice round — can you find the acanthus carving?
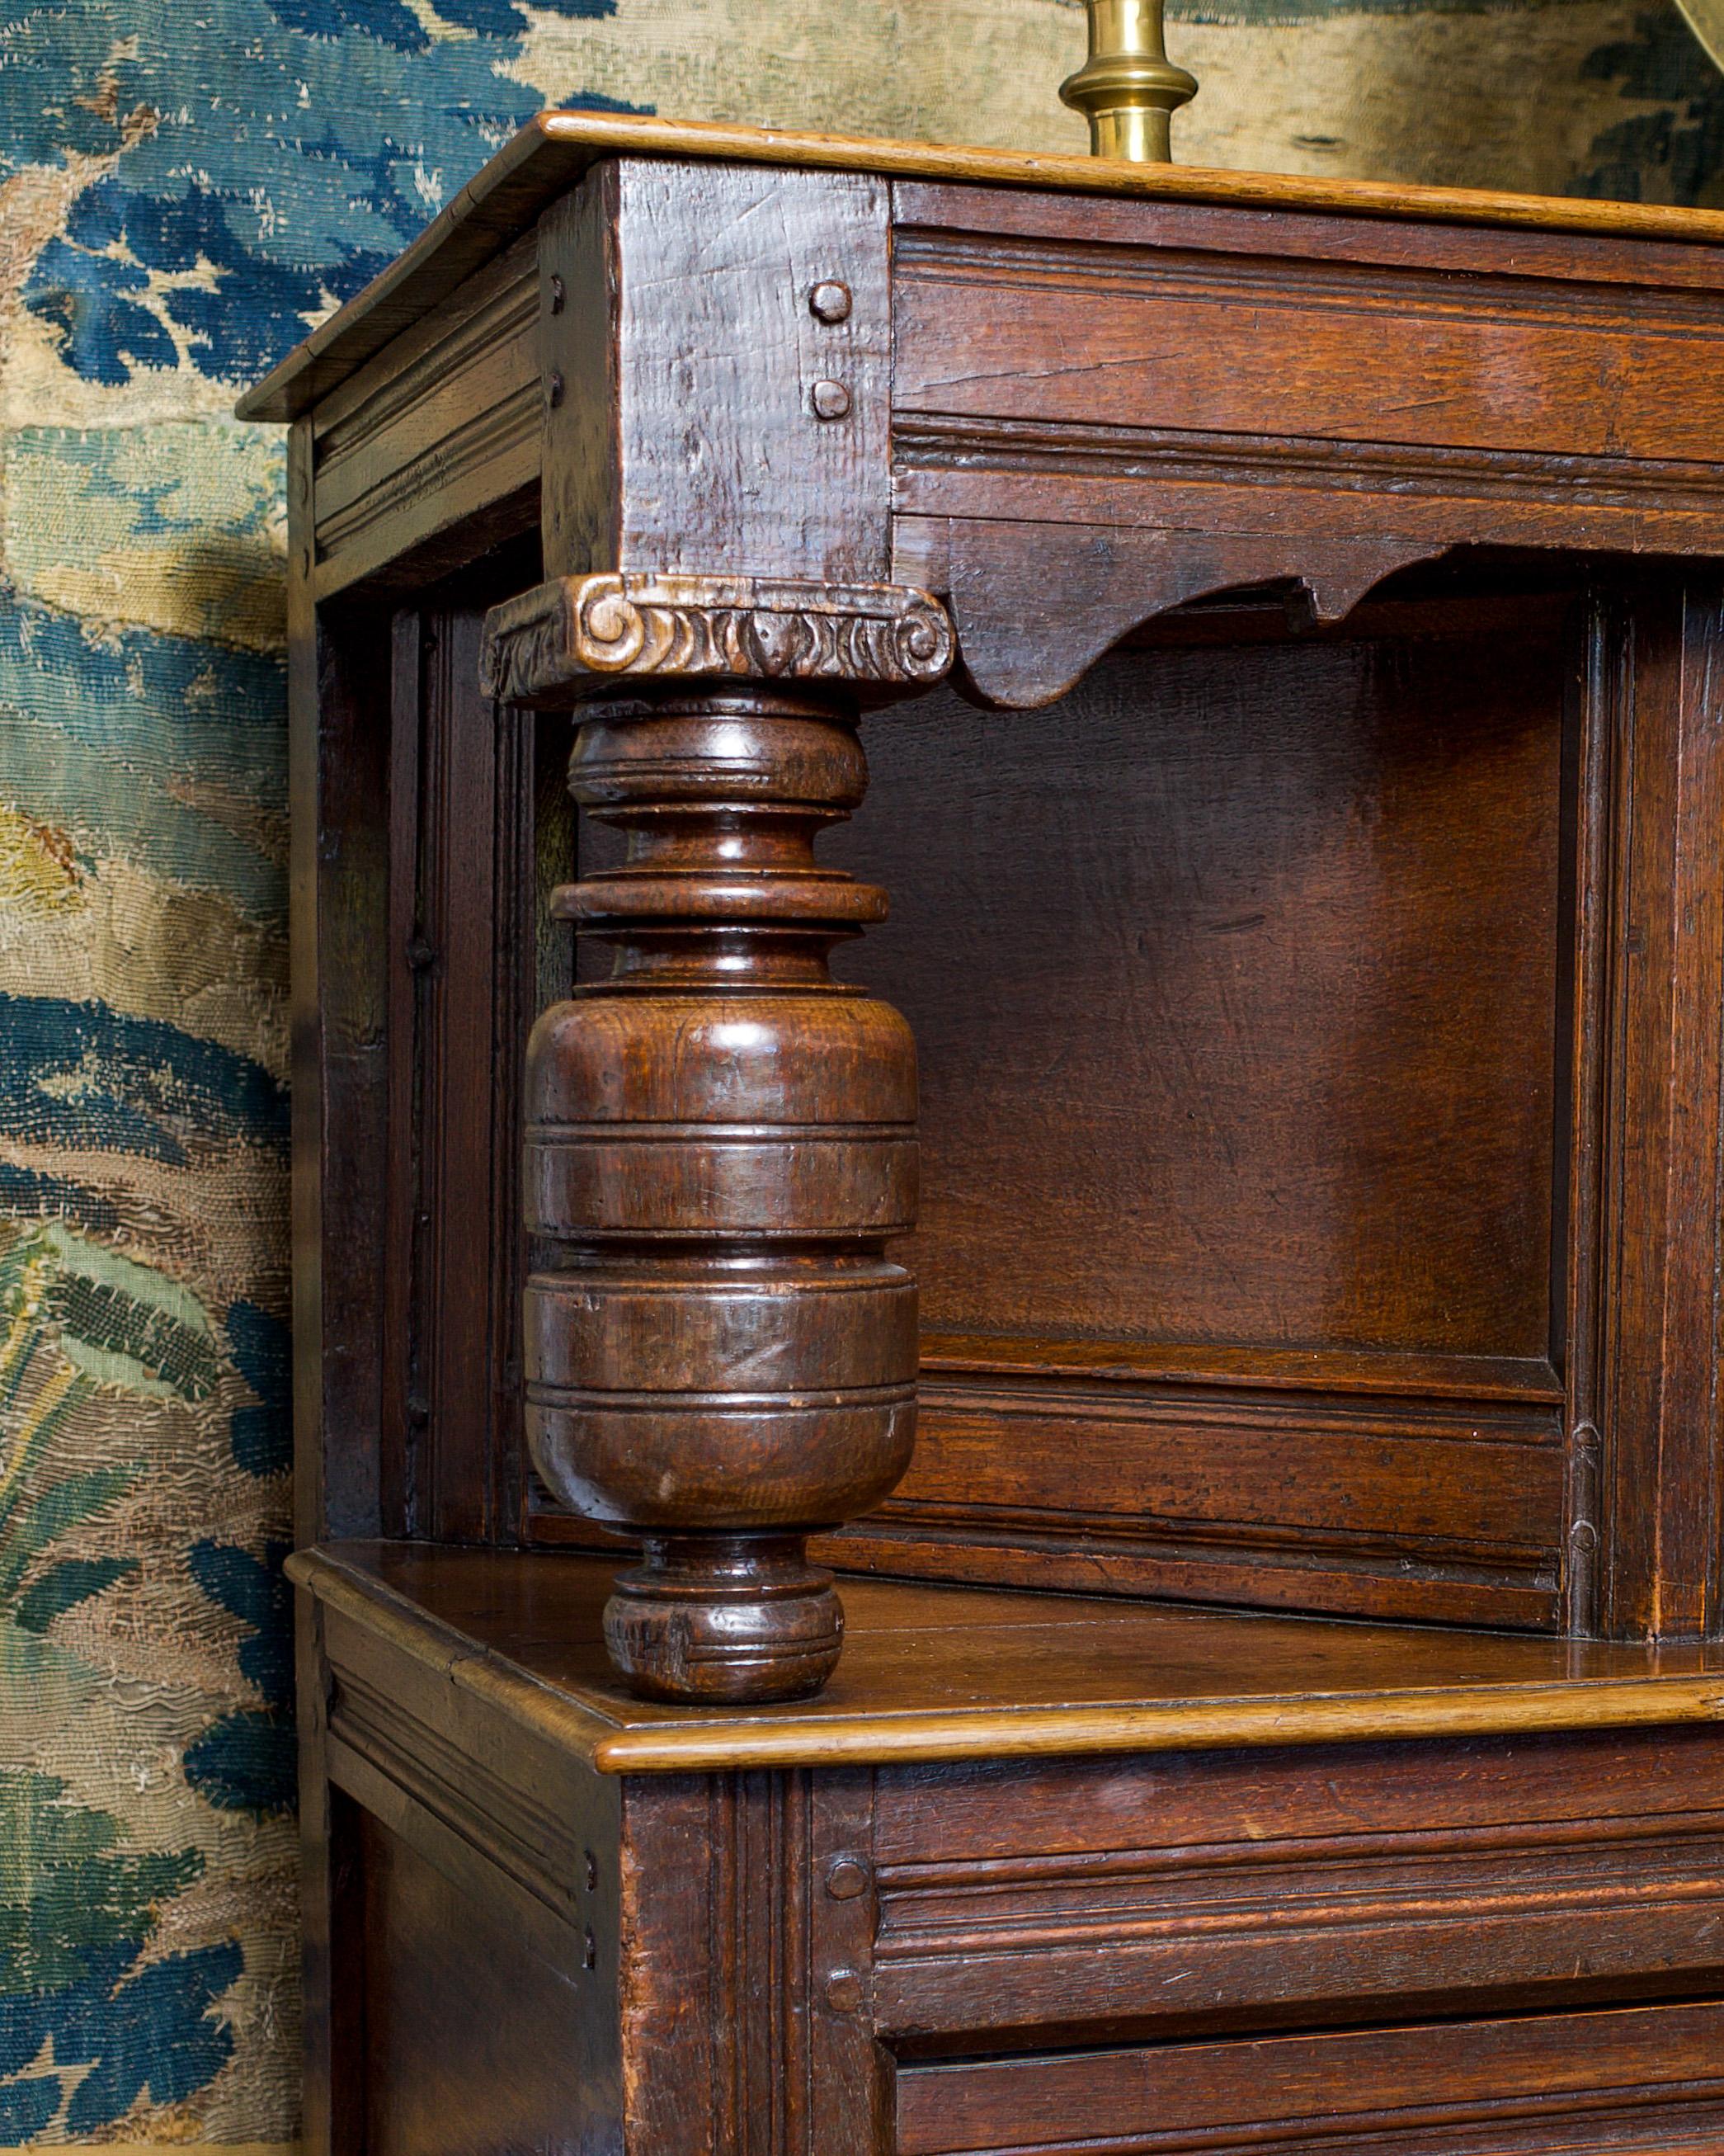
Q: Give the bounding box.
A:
[480,571,954,705]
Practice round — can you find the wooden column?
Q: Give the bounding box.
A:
[480,573,954,1700]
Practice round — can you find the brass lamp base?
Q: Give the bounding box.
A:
[1060,0,1197,164]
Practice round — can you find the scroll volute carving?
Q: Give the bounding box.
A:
[487,576,951,1703]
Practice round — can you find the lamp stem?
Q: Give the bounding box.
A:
[1059,0,1198,163]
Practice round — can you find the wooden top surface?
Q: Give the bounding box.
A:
[237,111,1724,423]
[292,1540,1724,1774]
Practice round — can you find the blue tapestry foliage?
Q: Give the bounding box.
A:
[11,1554,139,1635]
[0,1241,134,1644]
[0,2076,54,2142]
[0,1941,243,2134]
[0,573,292,2135]
[45,1270,220,1399]
[0,595,287,913]
[61,1944,243,2130]
[0,996,289,1168]
[0,1773,238,2138]
[0,1164,120,1238]
[0,0,638,385]
[1580,7,1724,202]
[224,1301,292,1479]
[187,1541,292,1710]
[184,1541,294,1818]
[181,1714,297,1821]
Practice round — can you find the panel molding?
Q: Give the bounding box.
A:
[893,225,1724,337]
[896,413,1724,517]
[873,1809,1724,2041]
[330,1670,580,1927]
[827,1341,1567,1627]
[312,232,540,596]
[895,2003,1724,2156]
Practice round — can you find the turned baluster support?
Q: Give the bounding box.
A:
[480,573,954,1702]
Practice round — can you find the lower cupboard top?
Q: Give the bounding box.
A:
[290,1541,1724,1775]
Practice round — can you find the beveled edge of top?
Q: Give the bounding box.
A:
[289,1541,1724,1778]
[236,109,1724,425]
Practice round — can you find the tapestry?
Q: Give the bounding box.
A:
[0,0,1721,2144]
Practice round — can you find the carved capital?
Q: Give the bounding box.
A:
[480,572,954,705]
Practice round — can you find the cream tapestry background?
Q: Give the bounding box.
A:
[0,0,1719,2144]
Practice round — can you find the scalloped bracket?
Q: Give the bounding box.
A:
[938,522,1446,709]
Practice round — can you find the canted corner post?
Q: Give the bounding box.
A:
[479,572,954,1702]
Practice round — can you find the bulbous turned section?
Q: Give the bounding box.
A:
[523,690,919,1703]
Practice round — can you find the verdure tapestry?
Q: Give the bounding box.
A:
[1,0,1721,2144]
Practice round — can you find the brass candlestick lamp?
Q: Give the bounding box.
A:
[1676,0,1724,72]
[1060,0,1197,163]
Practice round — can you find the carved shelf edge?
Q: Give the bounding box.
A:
[480,571,956,705]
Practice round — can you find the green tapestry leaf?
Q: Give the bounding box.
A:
[12,1554,139,1634]
[0,1772,204,1998]
[0,1461,135,1601]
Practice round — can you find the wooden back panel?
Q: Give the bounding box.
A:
[506,566,1724,1640]
[345,554,1724,1643]
[845,613,1563,1360]
[807,578,1571,1626]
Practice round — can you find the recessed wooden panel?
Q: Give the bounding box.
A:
[839,620,1563,1355]
[376,545,549,1550]
[357,1813,617,2156]
[383,607,529,1545]
[892,206,1724,468]
[827,597,1571,1623]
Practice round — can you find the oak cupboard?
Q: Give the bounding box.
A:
[243,113,1724,2155]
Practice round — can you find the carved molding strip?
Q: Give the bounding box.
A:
[316,380,541,557]
[480,572,956,705]
[895,412,1724,510]
[331,1668,582,1926]
[893,226,1724,339]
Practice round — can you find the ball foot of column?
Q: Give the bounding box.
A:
[603,1535,844,1704]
